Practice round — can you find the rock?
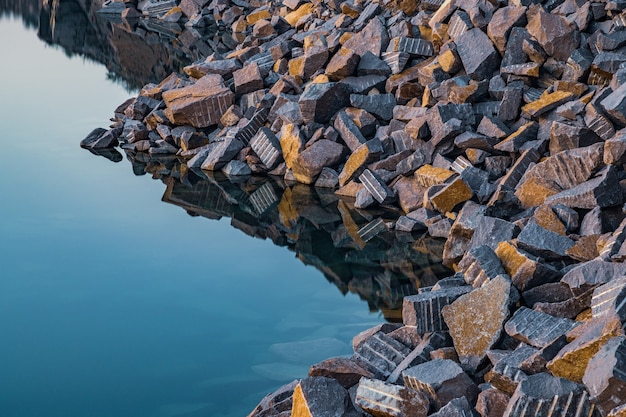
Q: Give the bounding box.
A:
[442,276,512,369]
[591,276,626,322]
[355,377,429,417]
[342,17,390,57]
[487,6,527,55]
[350,94,396,121]
[485,344,536,394]
[468,216,517,252]
[309,357,374,389]
[545,165,623,209]
[455,28,500,80]
[504,307,578,348]
[547,314,624,383]
[521,90,574,119]
[359,169,396,205]
[428,178,473,214]
[236,107,269,146]
[549,121,601,155]
[292,140,345,184]
[249,380,298,417]
[338,139,383,186]
[402,286,473,334]
[326,48,360,81]
[81,127,118,149]
[526,9,580,61]
[280,123,305,170]
[222,160,251,176]
[503,373,593,417]
[233,62,263,97]
[495,241,561,291]
[561,259,626,294]
[476,388,510,417]
[429,397,475,417]
[402,359,479,408]
[335,111,368,152]
[291,377,352,417]
[458,245,507,288]
[516,220,575,260]
[415,165,456,188]
[442,201,487,268]
[583,336,626,415]
[250,127,282,170]
[299,82,350,124]
[196,138,244,171]
[601,81,626,127]
[162,74,234,128]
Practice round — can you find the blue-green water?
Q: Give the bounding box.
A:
[0,16,384,417]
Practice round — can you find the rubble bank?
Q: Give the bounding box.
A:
[83,0,626,414]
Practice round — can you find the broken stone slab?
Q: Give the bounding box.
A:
[338,139,383,186]
[342,16,390,57]
[494,121,538,153]
[544,165,623,210]
[189,138,243,171]
[583,336,626,416]
[429,397,475,417]
[428,178,473,214]
[291,139,345,184]
[455,28,500,80]
[442,275,512,370]
[355,377,429,417]
[601,79,626,127]
[298,82,351,124]
[402,359,479,408]
[325,47,360,81]
[359,169,396,205]
[476,388,511,417]
[468,216,517,252]
[279,123,305,170]
[585,103,616,140]
[442,201,487,269]
[484,344,536,394]
[309,357,375,389]
[162,74,234,128]
[504,307,578,348]
[350,93,396,121]
[80,127,119,149]
[352,331,411,380]
[232,62,263,98]
[546,314,624,383]
[516,219,575,260]
[495,241,561,291]
[386,332,450,384]
[249,379,298,417]
[291,376,352,417]
[334,110,368,152]
[521,90,575,119]
[249,127,282,170]
[458,245,507,288]
[503,373,593,417]
[526,9,580,62]
[222,160,251,176]
[561,259,626,294]
[549,121,602,155]
[388,36,434,57]
[487,6,527,55]
[402,286,473,334]
[591,276,626,323]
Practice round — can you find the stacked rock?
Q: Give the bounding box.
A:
[82,0,626,414]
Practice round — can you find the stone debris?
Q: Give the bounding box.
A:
[86,0,626,413]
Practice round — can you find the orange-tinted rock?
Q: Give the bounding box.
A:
[414,164,456,187]
[442,276,511,369]
[547,314,624,382]
[429,178,473,214]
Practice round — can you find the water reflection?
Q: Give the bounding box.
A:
[95,149,452,321]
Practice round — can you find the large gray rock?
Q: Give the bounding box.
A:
[402,286,473,334]
[455,28,500,80]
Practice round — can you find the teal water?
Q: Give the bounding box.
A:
[0,16,384,417]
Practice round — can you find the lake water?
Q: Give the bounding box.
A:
[0,2,448,417]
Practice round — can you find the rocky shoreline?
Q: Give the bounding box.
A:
[83,0,626,414]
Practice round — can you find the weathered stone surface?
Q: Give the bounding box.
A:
[350,94,395,121]
[355,377,429,417]
[455,28,500,80]
[309,357,374,389]
[414,165,456,188]
[233,62,263,97]
[338,139,383,186]
[81,127,118,149]
[442,276,511,369]
[562,259,626,294]
[249,380,297,417]
[335,111,368,152]
[428,178,473,214]
[550,121,601,155]
[291,377,351,417]
[163,75,234,128]
[487,6,527,55]
[442,201,487,268]
[298,82,350,124]
[325,47,360,81]
[516,220,574,259]
[476,388,510,417]
[583,336,626,416]
[504,307,578,348]
[468,216,517,252]
[458,245,507,288]
[291,140,344,184]
[196,138,244,171]
[222,160,251,176]
[495,241,561,291]
[545,165,623,209]
[402,359,479,408]
[352,331,410,380]
[485,344,536,394]
[503,373,593,417]
[279,123,305,170]
[547,314,624,383]
[402,286,473,334]
[601,82,626,127]
[343,17,390,57]
[250,127,282,170]
[591,276,626,323]
[359,169,396,205]
[526,10,580,61]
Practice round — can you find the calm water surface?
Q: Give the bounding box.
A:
[0,16,384,417]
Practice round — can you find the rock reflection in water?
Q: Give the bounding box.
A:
[3,0,219,90]
[99,149,452,321]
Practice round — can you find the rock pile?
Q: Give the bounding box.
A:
[83,0,626,414]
